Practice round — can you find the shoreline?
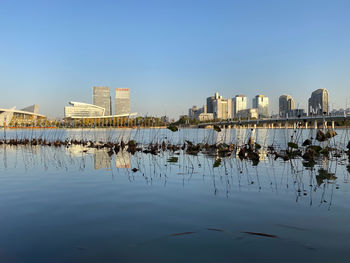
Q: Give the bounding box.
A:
[1,126,350,130]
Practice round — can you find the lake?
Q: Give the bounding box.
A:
[0,128,350,263]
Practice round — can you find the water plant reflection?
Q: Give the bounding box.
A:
[0,142,347,209]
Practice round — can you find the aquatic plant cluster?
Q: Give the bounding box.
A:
[0,126,348,161]
[0,127,349,166]
[1,126,349,207]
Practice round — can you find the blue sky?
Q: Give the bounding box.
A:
[1,0,350,118]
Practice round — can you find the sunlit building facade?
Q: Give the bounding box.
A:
[236,108,258,119]
[115,88,130,115]
[232,95,247,118]
[213,97,232,119]
[64,102,105,118]
[253,95,269,118]
[308,89,329,116]
[93,86,111,116]
[0,105,46,127]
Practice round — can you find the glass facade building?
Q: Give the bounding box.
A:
[308,89,329,115]
[232,95,247,118]
[115,88,130,115]
[253,95,269,118]
[93,86,111,116]
[279,95,295,117]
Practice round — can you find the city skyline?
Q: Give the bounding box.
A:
[1,0,350,118]
[2,2,350,262]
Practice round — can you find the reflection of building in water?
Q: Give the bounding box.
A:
[66,145,93,157]
[0,144,40,155]
[235,128,248,146]
[94,150,111,170]
[115,150,130,168]
[214,129,225,144]
[255,128,269,146]
[258,148,268,161]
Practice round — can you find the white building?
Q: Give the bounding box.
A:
[236,108,258,119]
[0,105,46,126]
[232,95,247,118]
[213,97,232,119]
[64,102,105,118]
[252,95,269,118]
[198,113,214,121]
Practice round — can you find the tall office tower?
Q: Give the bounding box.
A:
[115,88,130,115]
[93,86,111,116]
[308,89,329,116]
[206,92,220,113]
[232,95,247,118]
[253,95,269,118]
[279,95,295,117]
[213,97,232,120]
[206,96,214,113]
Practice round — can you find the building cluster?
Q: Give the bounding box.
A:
[64,86,131,119]
[189,93,270,121]
[0,87,341,128]
[188,88,331,121]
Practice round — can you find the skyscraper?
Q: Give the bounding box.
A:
[279,95,295,117]
[92,86,111,116]
[213,93,232,120]
[206,92,220,113]
[232,95,247,118]
[308,89,329,115]
[253,95,269,118]
[115,88,130,115]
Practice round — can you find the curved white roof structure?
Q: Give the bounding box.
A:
[68,101,105,110]
[68,112,138,119]
[0,105,46,126]
[64,101,137,119]
[64,101,106,118]
[0,108,46,118]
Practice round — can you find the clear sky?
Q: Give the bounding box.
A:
[1,0,350,118]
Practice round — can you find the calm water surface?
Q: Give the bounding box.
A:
[0,128,350,263]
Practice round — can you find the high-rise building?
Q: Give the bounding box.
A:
[253,95,269,118]
[279,95,295,117]
[308,89,329,115]
[206,94,216,113]
[213,96,232,119]
[93,86,111,116]
[232,95,247,118]
[115,88,130,115]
